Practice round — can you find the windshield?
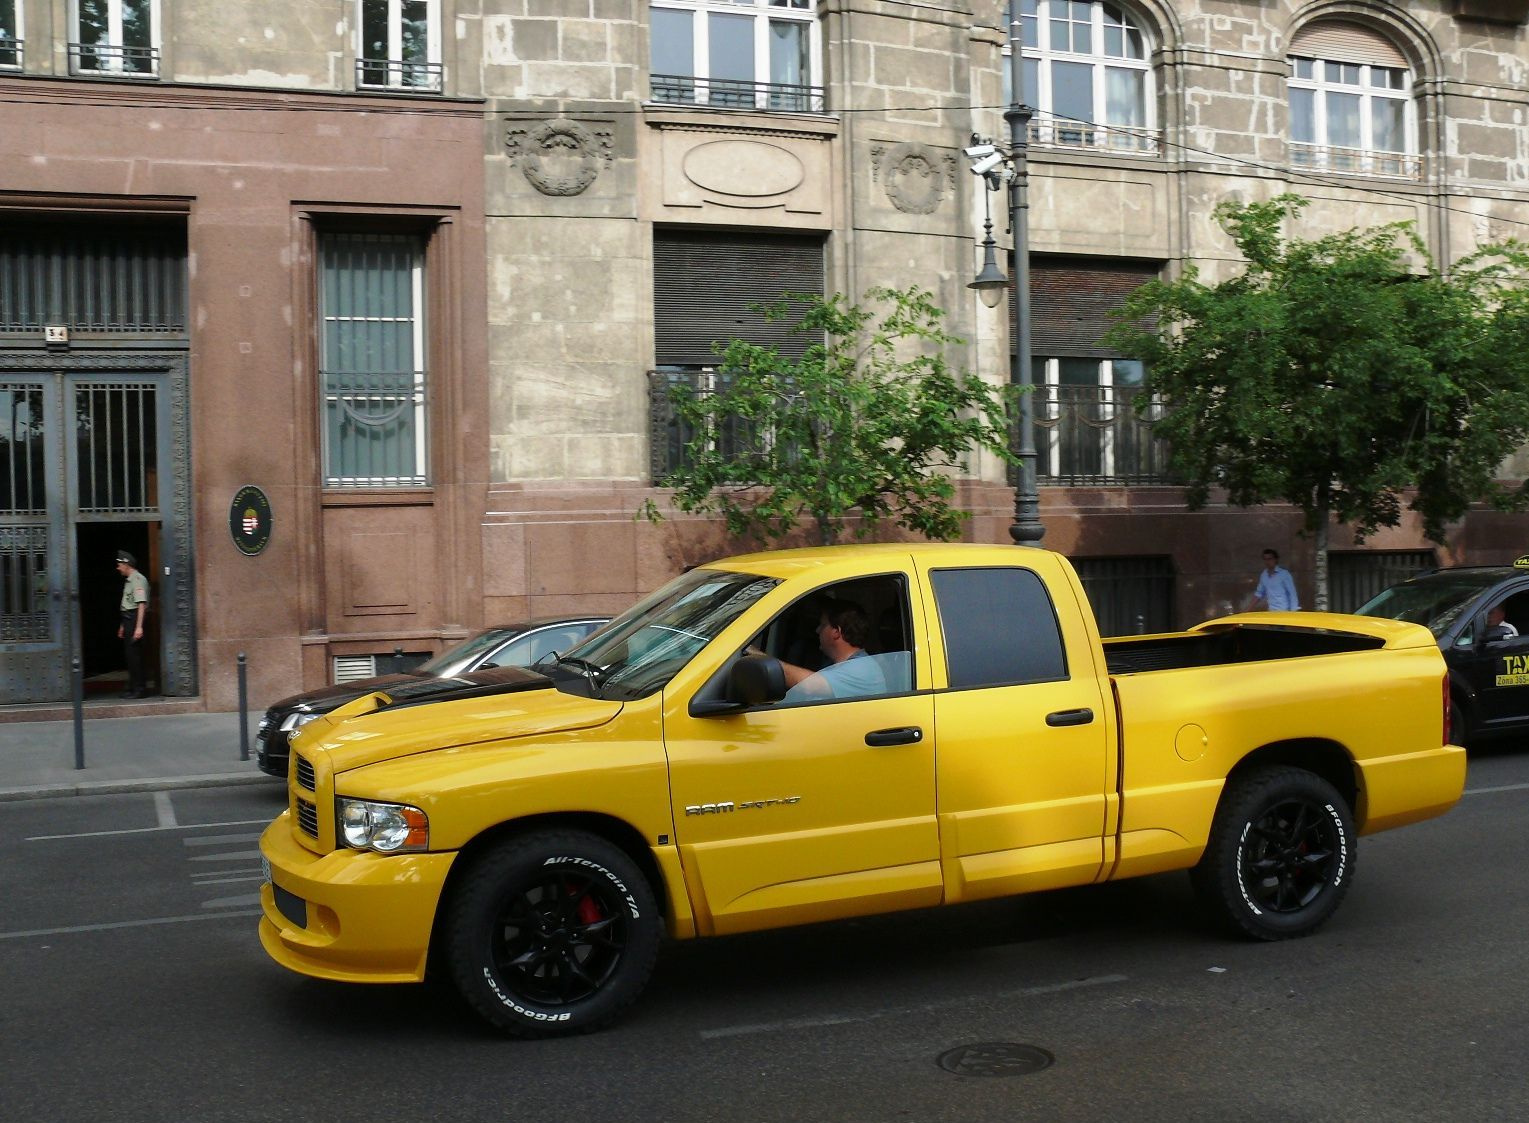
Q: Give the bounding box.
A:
[417,629,511,677]
[1355,573,1506,637]
[548,568,780,701]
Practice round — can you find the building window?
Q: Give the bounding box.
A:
[319,232,429,487]
[1024,257,1168,484]
[1287,22,1417,179]
[649,229,824,477]
[1,0,22,69]
[357,0,442,92]
[1071,555,1175,636]
[1003,1,1157,154]
[70,0,158,77]
[650,0,824,113]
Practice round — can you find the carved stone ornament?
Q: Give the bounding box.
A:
[871,141,956,215]
[505,118,615,197]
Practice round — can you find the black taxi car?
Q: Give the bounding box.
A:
[253,616,609,777]
[1355,557,1529,747]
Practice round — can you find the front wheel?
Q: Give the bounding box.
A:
[443,830,661,1037]
[1190,766,1355,941]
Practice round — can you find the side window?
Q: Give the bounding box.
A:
[761,575,914,704]
[929,567,1067,688]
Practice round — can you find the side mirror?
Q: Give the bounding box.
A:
[731,653,786,706]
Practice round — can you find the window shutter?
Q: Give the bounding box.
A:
[654,231,825,365]
[1289,22,1407,68]
[1020,257,1160,358]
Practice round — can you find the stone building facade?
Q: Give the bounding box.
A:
[1,0,1527,709]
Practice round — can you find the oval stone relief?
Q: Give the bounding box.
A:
[683,140,806,197]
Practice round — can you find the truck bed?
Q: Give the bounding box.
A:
[1103,620,1385,675]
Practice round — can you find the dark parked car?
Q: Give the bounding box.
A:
[253,616,609,777]
[1355,559,1529,747]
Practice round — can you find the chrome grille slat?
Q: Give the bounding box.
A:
[295,755,316,791]
[296,797,319,837]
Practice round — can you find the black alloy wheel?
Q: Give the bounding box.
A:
[1191,765,1355,941]
[1238,797,1342,915]
[445,830,661,1037]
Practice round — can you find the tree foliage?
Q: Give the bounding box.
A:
[1105,194,1529,607]
[644,286,1014,546]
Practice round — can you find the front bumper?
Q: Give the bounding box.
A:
[258,812,458,984]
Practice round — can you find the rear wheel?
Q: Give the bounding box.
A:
[1191,766,1355,941]
[444,830,661,1037]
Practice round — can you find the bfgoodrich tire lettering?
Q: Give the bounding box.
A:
[444,829,660,1037]
[1191,766,1355,941]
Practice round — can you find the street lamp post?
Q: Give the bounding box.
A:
[966,87,1042,541]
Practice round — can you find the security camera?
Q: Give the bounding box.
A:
[963,142,997,160]
[968,151,1006,177]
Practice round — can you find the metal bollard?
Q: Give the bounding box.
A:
[72,655,85,770]
[1135,613,1146,635]
[238,652,249,761]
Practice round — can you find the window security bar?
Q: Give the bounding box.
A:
[650,73,826,114]
[355,57,444,93]
[1290,141,1421,180]
[68,42,158,77]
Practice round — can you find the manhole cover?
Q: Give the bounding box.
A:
[936,1043,1055,1078]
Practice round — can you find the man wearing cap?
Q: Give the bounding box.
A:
[116,551,151,698]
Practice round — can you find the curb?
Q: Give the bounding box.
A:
[0,772,280,803]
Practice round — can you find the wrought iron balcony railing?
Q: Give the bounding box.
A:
[356,57,444,93]
[651,371,1174,487]
[68,42,159,77]
[0,37,21,69]
[1290,141,1421,181]
[651,73,826,114]
[1028,121,1161,157]
[1033,384,1174,486]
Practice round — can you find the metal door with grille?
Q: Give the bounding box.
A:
[0,366,190,704]
[0,379,65,698]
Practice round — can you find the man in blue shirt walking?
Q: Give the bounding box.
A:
[1251,548,1300,612]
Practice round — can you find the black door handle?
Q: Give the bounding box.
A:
[865,726,923,747]
[1045,708,1094,727]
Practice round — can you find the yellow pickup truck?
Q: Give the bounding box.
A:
[258,543,1465,1037]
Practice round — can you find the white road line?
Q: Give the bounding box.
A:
[201,893,262,909]
[0,910,262,941]
[1463,782,1529,796]
[182,833,265,847]
[153,791,177,828]
[26,818,271,842]
[192,874,265,886]
[187,852,260,862]
[699,973,1129,1041]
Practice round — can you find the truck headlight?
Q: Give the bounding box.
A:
[337,798,429,853]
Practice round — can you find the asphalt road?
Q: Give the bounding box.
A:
[4,751,1528,1123]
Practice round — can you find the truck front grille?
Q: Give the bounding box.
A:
[295,755,316,791]
[296,797,319,837]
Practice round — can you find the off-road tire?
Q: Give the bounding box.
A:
[444,829,661,1037]
[1190,766,1355,941]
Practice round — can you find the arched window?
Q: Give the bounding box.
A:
[1003,1,1158,155]
[1287,22,1418,179]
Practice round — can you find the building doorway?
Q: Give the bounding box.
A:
[0,365,193,705]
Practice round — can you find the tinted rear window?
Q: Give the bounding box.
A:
[930,567,1068,688]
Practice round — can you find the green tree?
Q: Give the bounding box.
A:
[1106,194,1529,609]
[643,286,1014,546]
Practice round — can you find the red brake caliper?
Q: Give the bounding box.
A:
[572,882,604,925]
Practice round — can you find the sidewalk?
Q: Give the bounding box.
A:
[0,704,276,801]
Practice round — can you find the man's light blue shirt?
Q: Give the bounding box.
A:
[1256,566,1300,611]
